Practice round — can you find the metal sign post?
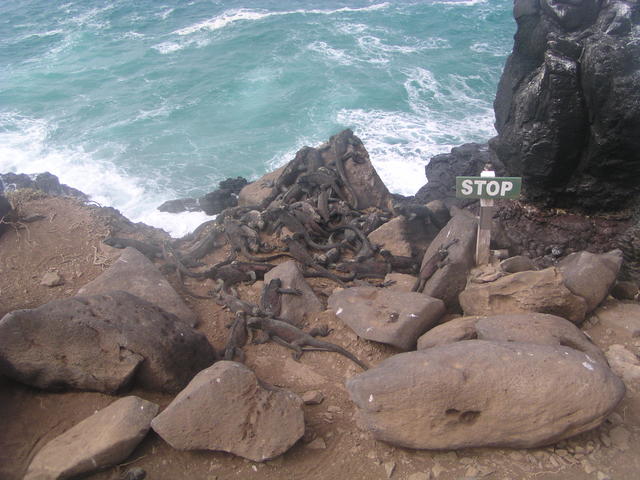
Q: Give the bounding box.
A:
[455,172,522,266]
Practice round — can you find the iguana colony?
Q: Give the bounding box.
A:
[102,130,455,373]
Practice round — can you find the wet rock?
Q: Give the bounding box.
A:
[557,249,622,312]
[329,286,445,350]
[0,291,216,393]
[157,197,201,213]
[199,177,248,215]
[78,247,198,327]
[368,217,412,257]
[417,313,606,365]
[346,340,625,449]
[491,0,640,211]
[263,260,322,325]
[500,255,536,274]
[419,209,477,310]
[605,344,640,391]
[0,172,88,200]
[24,396,158,480]
[151,361,304,462]
[459,267,588,325]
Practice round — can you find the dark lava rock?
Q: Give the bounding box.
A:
[157,197,201,213]
[198,177,248,215]
[0,194,11,238]
[0,291,216,393]
[0,172,88,200]
[490,0,640,211]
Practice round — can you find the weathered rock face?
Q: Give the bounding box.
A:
[414,143,500,204]
[151,361,304,462]
[491,0,640,211]
[0,172,88,200]
[0,291,216,393]
[459,267,588,324]
[77,247,198,327]
[238,166,284,208]
[557,249,623,311]
[346,340,625,449]
[263,260,323,325]
[328,286,445,351]
[420,208,477,310]
[417,313,606,364]
[24,396,158,480]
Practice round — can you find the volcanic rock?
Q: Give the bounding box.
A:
[610,280,639,301]
[151,361,304,462]
[346,340,625,449]
[417,312,606,364]
[24,396,158,480]
[0,194,11,238]
[459,267,588,324]
[606,344,640,392]
[557,249,623,312]
[491,0,640,210]
[77,246,198,327]
[419,208,477,310]
[198,177,248,215]
[157,197,201,213]
[367,216,412,257]
[328,286,445,351]
[592,299,640,337]
[0,172,87,200]
[0,291,216,393]
[238,166,284,208]
[500,255,536,273]
[263,260,323,325]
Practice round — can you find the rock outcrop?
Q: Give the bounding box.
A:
[0,291,216,393]
[24,396,158,480]
[151,361,305,462]
[346,340,625,450]
[490,0,640,210]
[77,246,199,327]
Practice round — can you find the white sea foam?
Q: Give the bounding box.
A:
[0,113,209,237]
[307,41,354,65]
[433,0,487,6]
[174,3,390,36]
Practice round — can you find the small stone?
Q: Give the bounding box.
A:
[582,459,596,474]
[408,473,430,480]
[465,466,479,477]
[327,405,341,414]
[302,430,316,444]
[460,457,475,465]
[597,472,611,480]
[384,461,396,478]
[609,426,630,451]
[600,433,612,447]
[549,456,560,468]
[41,271,64,287]
[431,463,445,478]
[306,437,326,450]
[555,448,569,458]
[302,391,324,405]
[122,467,146,480]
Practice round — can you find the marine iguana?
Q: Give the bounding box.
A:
[103,236,162,260]
[283,236,354,286]
[222,312,249,362]
[260,278,303,318]
[247,316,368,370]
[412,238,458,293]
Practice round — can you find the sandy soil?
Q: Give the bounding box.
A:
[1,196,639,480]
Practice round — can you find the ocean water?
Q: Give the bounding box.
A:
[0,0,514,236]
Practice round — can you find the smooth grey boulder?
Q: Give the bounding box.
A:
[459,267,588,324]
[419,208,477,310]
[78,247,198,327]
[328,286,445,351]
[24,396,158,480]
[0,291,216,393]
[557,249,623,312]
[500,255,536,273]
[151,361,304,462]
[347,340,625,449]
[238,166,284,209]
[417,313,606,365]
[263,260,322,325]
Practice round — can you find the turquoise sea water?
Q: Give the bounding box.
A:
[0,0,514,236]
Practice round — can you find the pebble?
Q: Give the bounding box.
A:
[327,405,341,414]
[407,473,430,480]
[600,433,612,447]
[41,270,64,287]
[431,463,445,478]
[597,472,611,480]
[465,467,478,477]
[610,425,631,451]
[384,461,396,478]
[581,459,596,474]
[302,390,324,405]
[306,437,326,450]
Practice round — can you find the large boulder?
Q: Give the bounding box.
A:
[346,340,625,449]
[263,260,323,325]
[420,208,477,310]
[0,291,216,393]
[24,396,158,480]
[490,0,640,211]
[459,267,588,324]
[557,249,623,312]
[328,286,445,351]
[417,313,606,364]
[151,361,304,462]
[238,166,285,208]
[0,172,88,199]
[78,247,198,327]
[367,216,412,257]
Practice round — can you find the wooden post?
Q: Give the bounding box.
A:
[475,169,495,265]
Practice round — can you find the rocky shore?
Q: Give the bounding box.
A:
[2,1,640,480]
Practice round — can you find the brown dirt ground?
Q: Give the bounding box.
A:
[1,196,639,480]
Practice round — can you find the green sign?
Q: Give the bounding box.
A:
[456,176,522,199]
